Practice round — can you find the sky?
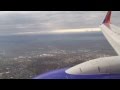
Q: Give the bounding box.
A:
[0,11,120,35]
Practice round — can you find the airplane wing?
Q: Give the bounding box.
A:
[100,11,120,55]
[34,11,120,79]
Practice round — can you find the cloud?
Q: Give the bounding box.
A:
[0,11,119,35]
[0,28,100,36]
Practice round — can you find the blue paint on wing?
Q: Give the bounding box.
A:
[33,68,120,79]
[33,68,69,79]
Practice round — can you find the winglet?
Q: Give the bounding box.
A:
[103,11,112,24]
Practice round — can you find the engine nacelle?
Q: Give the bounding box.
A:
[66,56,120,75]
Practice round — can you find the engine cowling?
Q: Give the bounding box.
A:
[65,56,120,75]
